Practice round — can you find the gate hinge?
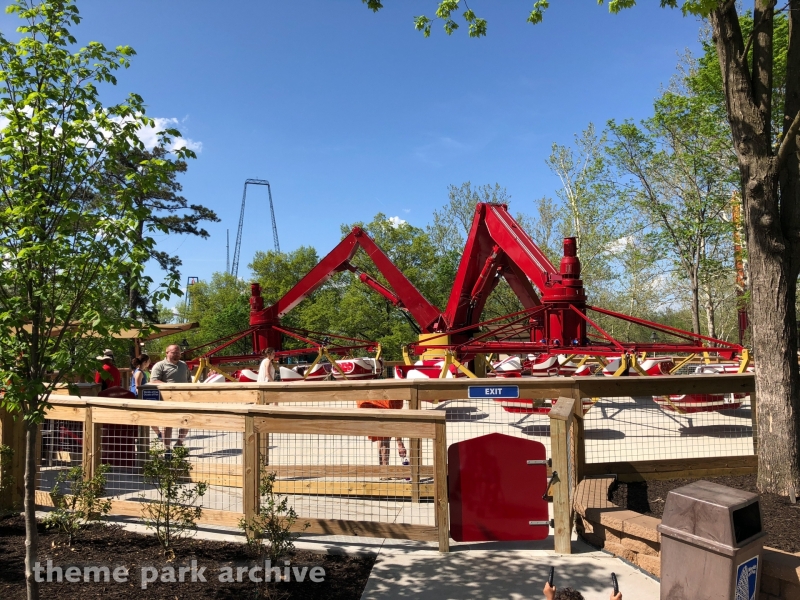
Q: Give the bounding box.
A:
[529,520,555,528]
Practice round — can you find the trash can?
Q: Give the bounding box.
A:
[658,479,765,600]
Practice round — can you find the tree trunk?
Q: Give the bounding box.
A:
[709,4,800,496]
[690,272,702,336]
[703,289,717,340]
[744,160,800,495]
[24,421,39,600]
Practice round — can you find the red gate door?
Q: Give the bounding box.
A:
[448,432,550,542]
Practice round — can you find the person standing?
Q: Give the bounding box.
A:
[357,399,407,468]
[94,349,121,390]
[130,354,162,441]
[149,344,191,450]
[257,347,277,382]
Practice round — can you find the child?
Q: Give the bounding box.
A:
[543,582,622,600]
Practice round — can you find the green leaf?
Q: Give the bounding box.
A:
[527,0,549,25]
[414,15,432,37]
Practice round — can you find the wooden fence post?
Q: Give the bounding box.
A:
[750,390,758,454]
[433,420,449,553]
[571,384,585,488]
[243,415,258,523]
[0,407,25,511]
[549,396,576,555]
[82,407,102,479]
[257,390,268,467]
[409,385,421,504]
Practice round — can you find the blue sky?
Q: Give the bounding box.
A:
[3,1,705,293]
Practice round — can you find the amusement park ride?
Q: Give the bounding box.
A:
[184,203,751,414]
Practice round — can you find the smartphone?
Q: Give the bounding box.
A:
[548,566,555,587]
[611,572,619,594]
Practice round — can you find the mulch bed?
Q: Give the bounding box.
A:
[610,474,800,554]
[0,514,375,599]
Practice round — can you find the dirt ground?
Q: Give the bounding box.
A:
[0,515,375,599]
[610,474,800,554]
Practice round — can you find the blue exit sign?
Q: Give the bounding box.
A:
[141,388,161,401]
[468,385,519,399]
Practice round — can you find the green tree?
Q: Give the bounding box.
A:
[0,2,185,597]
[545,124,634,300]
[427,182,510,256]
[180,272,250,356]
[102,145,218,322]
[366,0,800,497]
[607,81,737,337]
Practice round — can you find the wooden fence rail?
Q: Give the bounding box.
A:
[31,396,450,552]
[145,372,755,404]
[0,372,759,554]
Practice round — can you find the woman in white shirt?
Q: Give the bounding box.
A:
[257,347,277,382]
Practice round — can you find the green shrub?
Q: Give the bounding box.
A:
[43,464,112,545]
[141,442,207,554]
[0,444,16,512]
[239,467,309,564]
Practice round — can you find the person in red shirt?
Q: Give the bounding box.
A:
[356,399,407,467]
[94,349,121,390]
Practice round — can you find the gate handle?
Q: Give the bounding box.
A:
[543,470,558,500]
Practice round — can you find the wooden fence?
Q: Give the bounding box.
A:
[0,372,758,554]
[31,396,450,551]
[146,374,758,553]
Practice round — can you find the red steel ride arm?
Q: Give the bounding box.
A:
[252,227,443,333]
[444,203,558,331]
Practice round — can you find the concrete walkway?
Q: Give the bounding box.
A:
[48,511,659,600]
[356,537,659,600]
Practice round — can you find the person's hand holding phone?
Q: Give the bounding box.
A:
[610,572,621,600]
[543,566,556,600]
[543,581,556,600]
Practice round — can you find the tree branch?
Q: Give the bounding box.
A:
[742,0,777,62]
[775,109,800,169]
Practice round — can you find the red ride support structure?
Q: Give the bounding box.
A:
[541,236,587,347]
[248,227,444,353]
[445,203,587,348]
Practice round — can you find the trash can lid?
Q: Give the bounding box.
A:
[658,480,763,551]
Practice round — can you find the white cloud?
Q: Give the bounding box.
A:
[605,235,634,255]
[387,216,407,228]
[138,117,202,153]
[0,110,202,154]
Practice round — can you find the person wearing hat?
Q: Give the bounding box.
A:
[94,349,121,391]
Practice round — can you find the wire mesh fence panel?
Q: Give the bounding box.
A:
[38,419,85,494]
[581,393,755,464]
[262,429,436,527]
[91,426,245,515]
[418,398,554,459]
[38,399,449,543]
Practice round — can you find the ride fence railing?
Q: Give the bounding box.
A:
[34,396,449,551]
[144,373,755,552]
[2,373,755,556]
[149,373,756,481]
[574,374,757,481]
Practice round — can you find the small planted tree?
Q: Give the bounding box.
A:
[0,2,189,597]
[43,464,112,545]
[239,467,308,565]
[141,443,207,555]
